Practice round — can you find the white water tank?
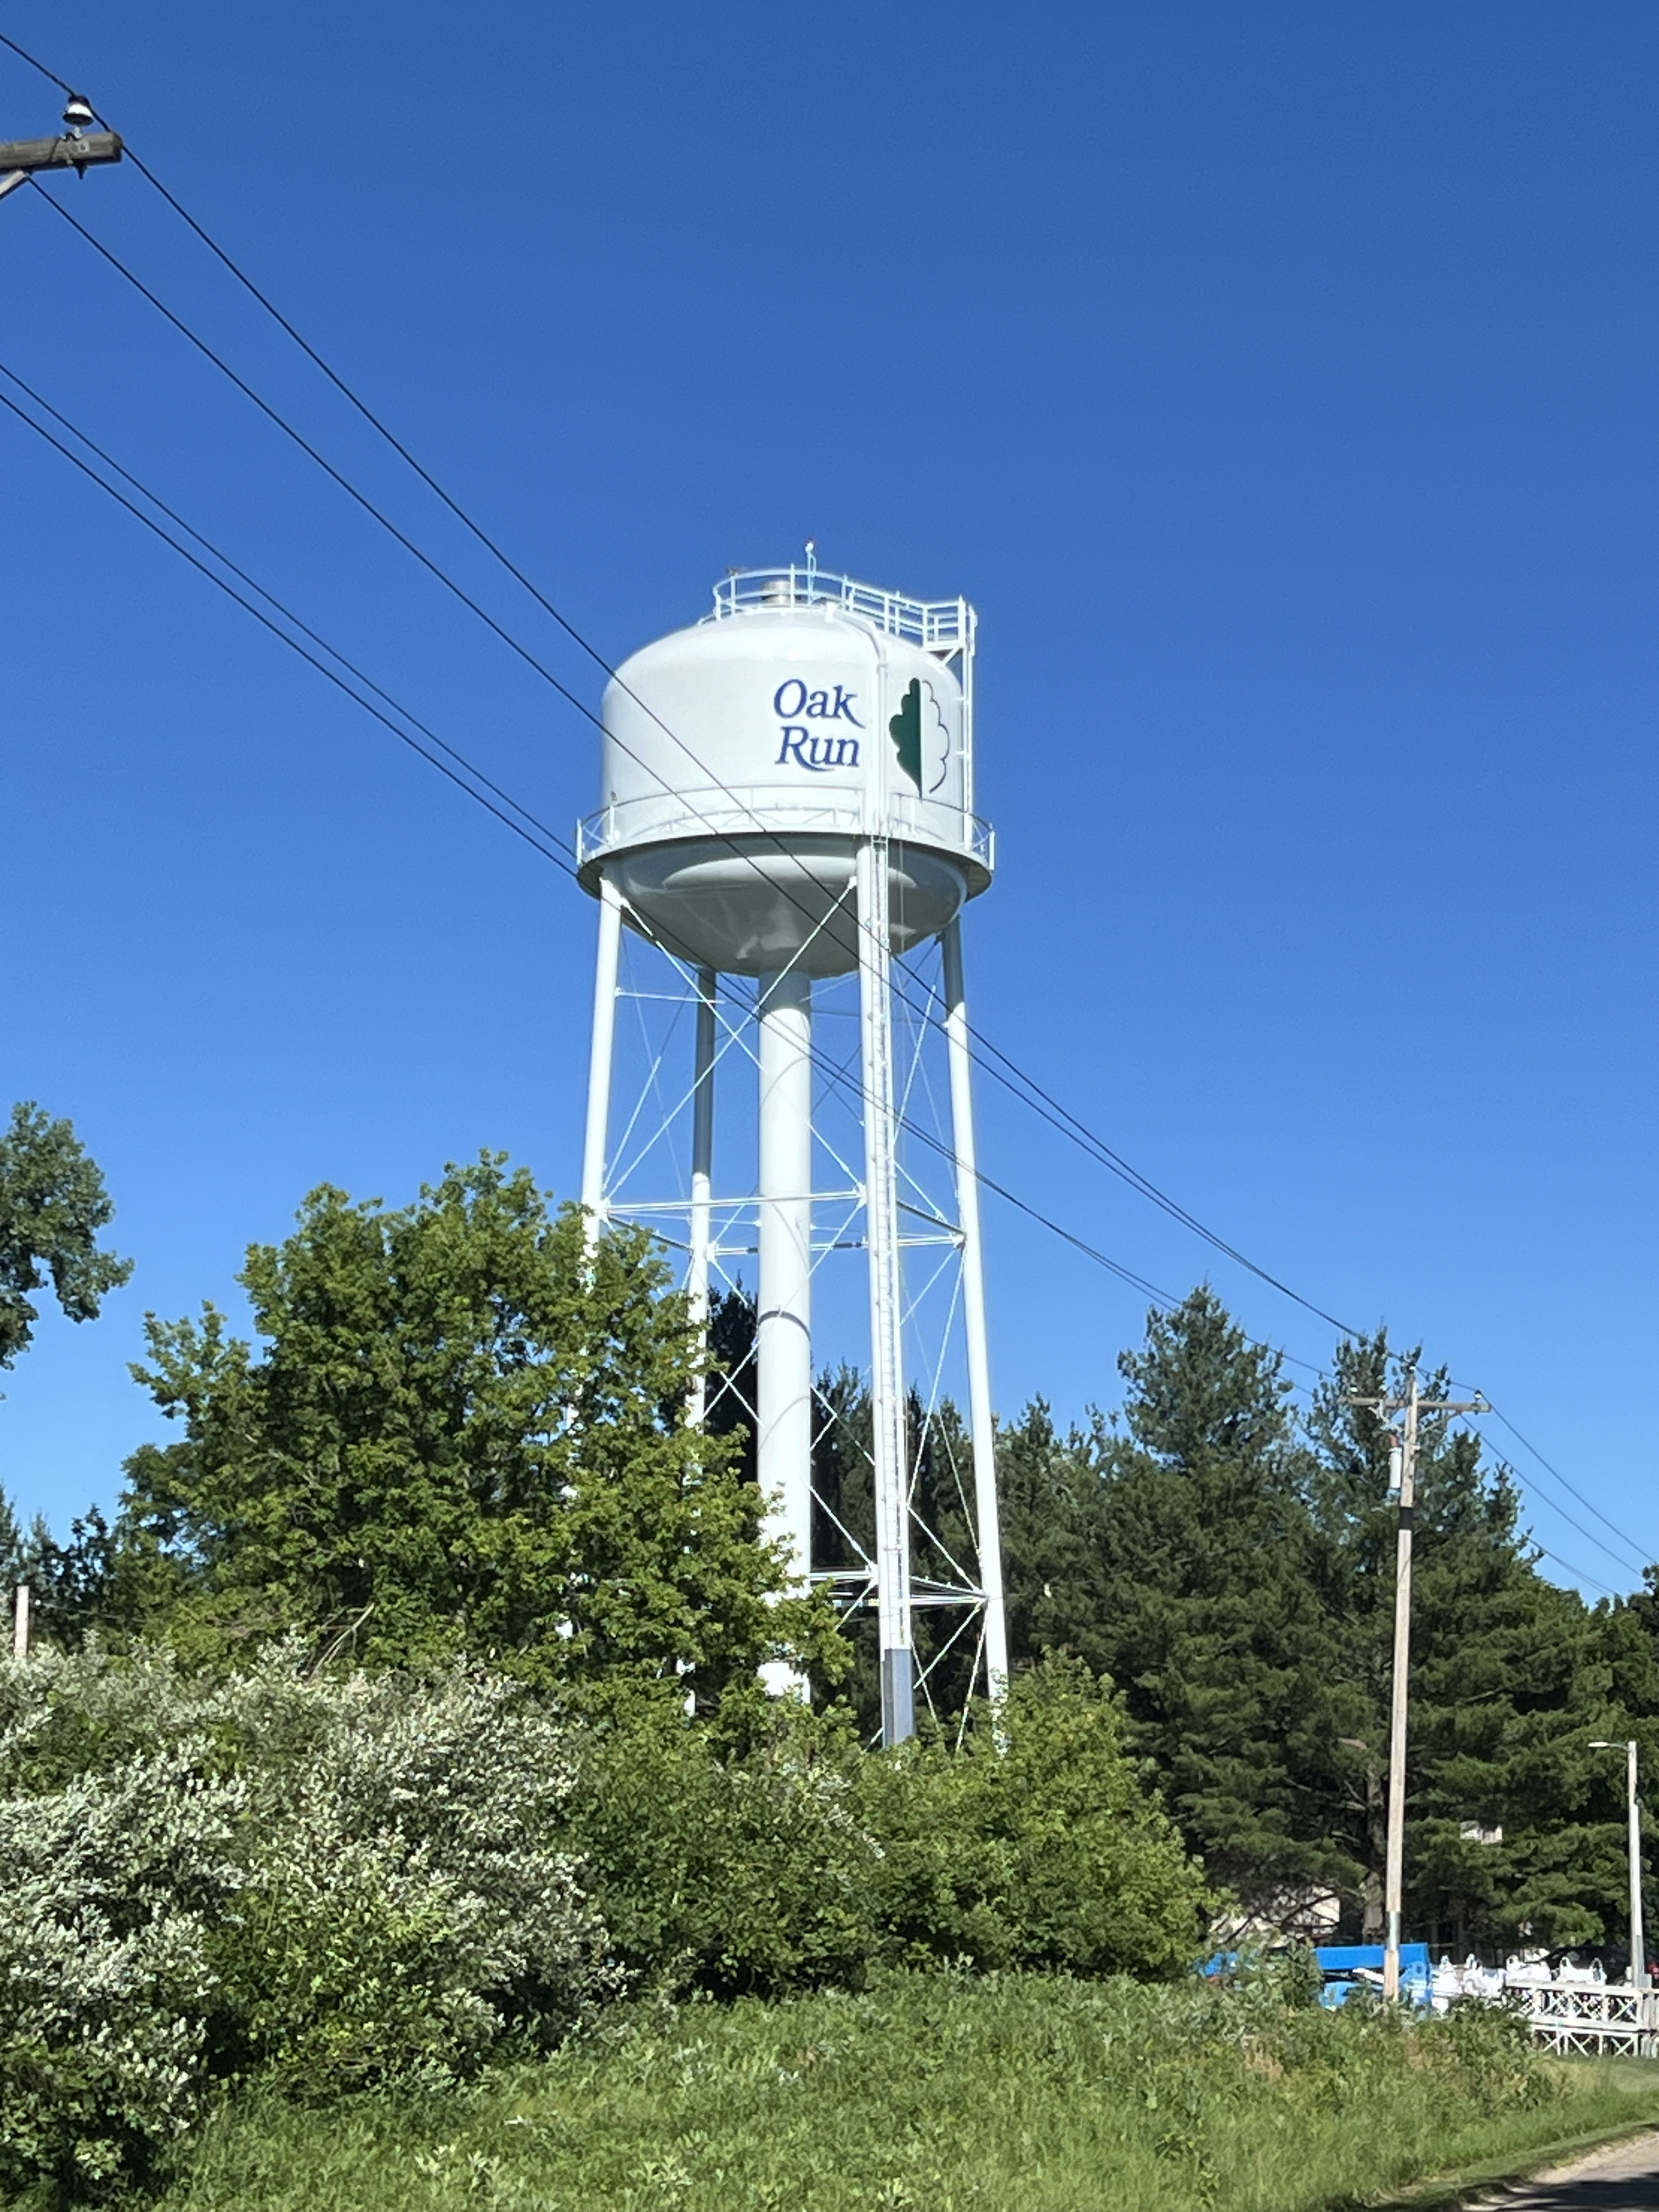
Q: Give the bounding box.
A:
[576,567,992,976]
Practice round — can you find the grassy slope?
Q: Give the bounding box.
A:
[150,1977,1659,2212]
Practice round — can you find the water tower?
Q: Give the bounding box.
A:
[576,561,1005,1745]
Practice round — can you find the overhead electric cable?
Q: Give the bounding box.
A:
[0,385,581,882]
[1488,1409,1652,1571]
[899,963,1361,1335]
[0,361,574,864]
[0,361,1183,1321]
[1531,1547,1619,1602]
[1481,1449,1649,1583]
[0,27,71,90]
[9,31,1621,1538]
[18,137,1365,1346]
[27,185,625,755]
[2,366,1633,1592]
[26,179,999,1052]
[2,54,1632,1564]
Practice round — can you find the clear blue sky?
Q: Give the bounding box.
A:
[2,2,1654,1597]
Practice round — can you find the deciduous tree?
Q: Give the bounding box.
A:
[0,1102,131,1368]
[115,1155,839,1696]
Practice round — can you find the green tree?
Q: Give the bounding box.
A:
[704,1293,990,1729]
[0,1485,21,1590]
[995,1396,1097,1668]
[989,1289,1657,1951]
[563,1656,1208,1995]
[996,1292,1644,1951]
[14,1506,120,1651]
[0,1101,131,1368]
[114,1154,840,1695]
[1048,1289,1335,1908]
[1303,1335,1627,1953]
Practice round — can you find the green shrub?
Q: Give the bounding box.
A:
[0,1646,607,2194]
[0,1739,242,2191]
[563,1658,1209,1998]
[562,1692,879,1995]
[859,1656,1211,1978]
[0,1646,1211,2193]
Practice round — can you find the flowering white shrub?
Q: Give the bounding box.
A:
[0,1741,244,2187]
[0,1646,608,2193]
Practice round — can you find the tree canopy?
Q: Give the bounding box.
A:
[101,1155,840,1697]
[12,1133,1659,1965]
[997,1287,1658,1958]
[0,1101,131,1368]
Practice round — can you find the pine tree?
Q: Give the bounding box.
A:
[995,1293,1644,1951]
[1304,1335,1626,1950]
[1070,1288,1336,1909]
[995,1397,1106,1672]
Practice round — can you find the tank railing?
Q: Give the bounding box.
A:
[576,786,994,872]
[709,567,974,654]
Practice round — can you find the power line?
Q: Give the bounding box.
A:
[1488,1409,1652,1573]
[9,17,1146,1245]
[898,961,1359,1336]
[27,182,985,1076]
[45,121,1347,1346]
[0,29,72,93]
[1531,1545,1621,1602]
[5,371,1635,1596]
[0,314,1528,1462]
[29,185,620,751]
[0,359,1179,1321]
[1482,1448,1649,1584]
[0,361,572,865]
[0,383,579,881]
[21,130,1365,1349]
[5,49,1640,1577]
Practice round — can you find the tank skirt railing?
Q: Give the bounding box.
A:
[575,788,994,873]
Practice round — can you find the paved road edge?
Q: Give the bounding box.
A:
[1331,2114,1659,2211]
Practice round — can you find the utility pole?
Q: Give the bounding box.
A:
[1349,1370,1487,2001]
[12,1584,29,1663]
[0,91,122,207]
[1628,1739,1646,1992]
[1591,1739,1646,1993]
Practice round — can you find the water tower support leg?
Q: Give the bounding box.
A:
[857,839,913,1746]
[581,876,623,1255]
[686,968,717,1428]
[943,918,1008,1705]
[757,965,813,1695]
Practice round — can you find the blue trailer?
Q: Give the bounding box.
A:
[1316,1942,1432,2009]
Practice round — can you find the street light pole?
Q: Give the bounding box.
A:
[1592,1739,1645,1990]
[1349,1372,1487,2002]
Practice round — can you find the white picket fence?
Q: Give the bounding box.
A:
[1423,1958,1657,2053]
[1510,1977,1658,2056]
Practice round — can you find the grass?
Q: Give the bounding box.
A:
[125,1973,1659,2212]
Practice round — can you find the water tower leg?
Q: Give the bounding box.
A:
[581,876,623,1254]
[757,964,813,1695]
[857,839,914,1746]
[686,968,717,1428]
[943,918,1008,1705]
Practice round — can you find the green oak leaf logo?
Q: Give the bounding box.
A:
[889,678,923,788]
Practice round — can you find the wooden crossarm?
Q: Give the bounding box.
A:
[0,131,123,174]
